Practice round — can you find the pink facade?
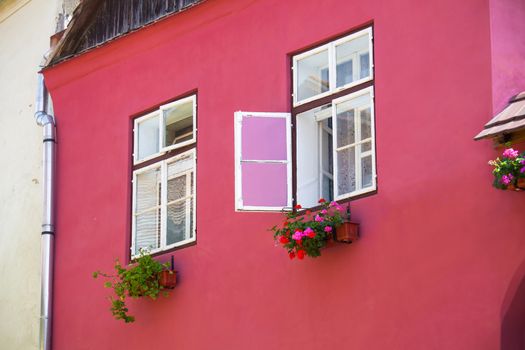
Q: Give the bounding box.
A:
[489,0,525,113]
[43,0,525,349]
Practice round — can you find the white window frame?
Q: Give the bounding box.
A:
[131,148,197,257]
[292,27,374,107]
[160,95,197,154]
[133,95,197,165]
[332,86,376,200]
[234,111,293,212]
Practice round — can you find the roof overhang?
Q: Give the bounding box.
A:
[475,92,525,141]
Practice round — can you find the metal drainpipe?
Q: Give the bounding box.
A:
[35,72,56,350]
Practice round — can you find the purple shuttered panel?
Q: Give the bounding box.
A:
[235,112,291,210]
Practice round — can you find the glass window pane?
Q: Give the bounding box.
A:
[137,115,160,161]
[297,49,329,102]
[337,147,356,195]
[167,175,186,203]
[361,155,373,188]
[163,99,194,148]
[166,201,188,245]
[321,119,333,174]
[322,175,334,202]
[336,60,353,87]
[336,33,370,87]
[361,141,372,153]
[136,166,161,213]
[360,52,370,79]
[135,209,161,254]
[336,106,355,148]
[360,107,372,140]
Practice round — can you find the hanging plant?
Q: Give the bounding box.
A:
[270,199,350,260]
[489,147,525,191]
[93,249,177,323]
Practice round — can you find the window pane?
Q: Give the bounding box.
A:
[136,166,161,213]
[360,52,370,79]
[336,107,355,148]
[321,118,333,174]
[163,99,194,148]
[360,107,372,140]
[167,175,186,203]
[336,60,353,87]
[297,49,329,102]
[135,209,161,254]
[336,33,370,87]
[361,141,372,153]
[166,201,188,245]
[322,175,334,202]
[361,155,373,188]
[137,115,160,161]
[337,147,356,195]
[166,152,195,246]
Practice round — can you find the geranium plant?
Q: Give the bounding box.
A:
[271,199,347,260]
[93,248,174,323]
[489,147,525,190]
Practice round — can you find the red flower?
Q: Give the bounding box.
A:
[297,250,305,260]
[279,236,290,244]
[305,210,311,215]
[283,221,289,227]
[306,231,315,238]
[318,198,326,203]
[289,252,296,260]
[294,204,302,209]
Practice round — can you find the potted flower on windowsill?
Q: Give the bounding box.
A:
[489,147,525,191]
[93,248,177,323]
[270,199,360,260]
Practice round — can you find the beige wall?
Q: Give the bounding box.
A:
[0,0,61,348]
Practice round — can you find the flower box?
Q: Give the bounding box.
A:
[159,270,177,289]
[335,221,359,243]
[506,178,525,191]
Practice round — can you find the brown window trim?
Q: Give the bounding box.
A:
[128,92,198,262]
[289,24,377,212]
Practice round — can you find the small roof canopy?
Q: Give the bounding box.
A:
[475,92,525,141]
[46,0,203,67]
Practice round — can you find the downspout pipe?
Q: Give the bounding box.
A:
[35,72,56,350]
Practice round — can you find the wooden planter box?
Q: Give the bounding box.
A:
[159,270,177,289]
[335,221,359,243]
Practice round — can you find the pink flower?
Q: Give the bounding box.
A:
[324,226,333,232]
[521,159,525,165]
[501,174,514,185]
[304,227,315,238]
[321,209,327,214]
[521,167,525,174]
[503,148,519,158]
[329,201,338,207]
[314,215,324,222]
[292,231,303,241]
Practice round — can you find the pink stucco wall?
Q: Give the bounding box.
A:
[43,0,525,349]
[490,0,525,113]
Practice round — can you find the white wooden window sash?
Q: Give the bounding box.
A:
[134,95,197,165]
[293,27,374,107]
[332,87,376,200]
[131,149,196,257]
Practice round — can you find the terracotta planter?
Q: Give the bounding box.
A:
[335,221,359,243]
[507,178,525,191]
[159,270,177,289]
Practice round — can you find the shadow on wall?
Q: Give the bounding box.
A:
[502,257,525,350]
